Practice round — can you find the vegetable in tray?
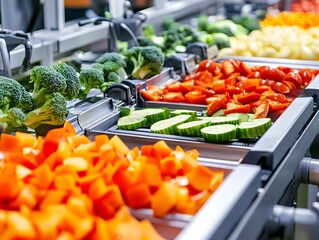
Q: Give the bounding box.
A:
[0,123,225,238]
[140,59,318,118]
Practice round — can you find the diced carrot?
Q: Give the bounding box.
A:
[151,182,178,217]
[15,132,37,148]
[152,140,173,159]
[6,211,37,239]
[181,154,198,174]
[0,133,21,153]
[0,175,21,201]
[88,178,108,200]
[100,184,124,210]
[54,174,76,191]
[113,169,137,193]
[29,163,54,189]
[40,190,68,209]
[94,134,109,150]
[126,183,152,208]
[63,157,89,172]
[67,135,91,149]
[138,163,162,188]
[109,135,129,156]
[160,156,182,177]
[186,166,215,191]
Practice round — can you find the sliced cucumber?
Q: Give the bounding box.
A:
[212,109,225,117]
[119,106,134,117]
[226,113,249,123]
[150,114,192,135]
[170,109,197,119]
[177,120,211,137]
[247,113,256,121]
[237,118,271,139]
[201,124,237,143]
[130,108,169,124]
[117,115,147,130]
[197,116,239,125]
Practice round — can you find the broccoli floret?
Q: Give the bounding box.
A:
[95,52,126,68]
[15,84,34,113]
[162,17,178,31]
[125,46,164,80]
[0,76,24,113]
[53,63,81,100]
[93,61,127,82]
[24,92,68,130]
[0,108,27,133]
[30,65,67,107]
[78,68,105,99]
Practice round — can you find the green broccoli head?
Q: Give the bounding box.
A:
[78,68,105,99]
[30,65,67,107]
[93,61,127,83]
[0,76,24,113]
[95,52,126,68]
[24,92,68,130]
[53,62,81,101]
[15,84,34,114]
[125,46,164,80]
[0,107,27,133]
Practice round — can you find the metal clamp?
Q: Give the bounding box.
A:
[301,158,319,186]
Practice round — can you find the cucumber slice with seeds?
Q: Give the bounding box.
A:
[177,120,211,137]
[226,113,249,123]
[237,118,271,139]
[201,124,237,143]
[117,115,147,130]
[130,108,169,124]
[170,109,197,118]
[150,114,192,135]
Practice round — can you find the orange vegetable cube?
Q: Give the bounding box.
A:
[138,163,162,188]
[140,219,165,240]
[152,140,173,159]
[210,171,224,192]
[40,190,68,209]
[181,154,198,174]
[109,135,129,156]
[113,169,137,192]
[15,132,37,148]
[126,183,152,208]
[67,135,91,148]
[88,177,108,200]
[0,175,21,201]
[160,156,182,177]
[6,211,37,239]
[151,182,178,217]
[94,134,109,150]
[63,157,89,172]
[0,133,21,153]
[186,166,215,191]
[54,174,76,191]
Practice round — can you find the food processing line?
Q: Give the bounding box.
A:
[1,1,319,239]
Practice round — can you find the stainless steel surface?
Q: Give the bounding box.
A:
[44,0,65,30]
[228,107,319,240]
[176,164,261,240]
[302,75,319,105]
[308,159,319,186]
[0,38,11,77]
[141,0,219,29]
[10,38,54,68]
[32,22,109,54]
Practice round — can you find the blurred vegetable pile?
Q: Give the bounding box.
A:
[260,12,319,29]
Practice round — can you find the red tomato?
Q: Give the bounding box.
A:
[196,59,216,73]
[235,92,261,105]
[266,93,291,103]
[282,80,297,91]
[212,80,226,94]
[278,66,293,74]
[201,88,215,98]
[222,60,235,77]
[185,91,206,104]
[140,89,161,101]
[207,98,224,115]
[238,61,252,76]
[272,82,291,94]
[267,99,290,112]
[252,101,269,118]
[226,86,242,95]
[282,72,302,86]
[260,79,275,87]
[255,86,270,94]
[298,69,314,85]
[224,103,250,115]
[247,71,261,79]
[260,68,285,81]
[162,92,185,102]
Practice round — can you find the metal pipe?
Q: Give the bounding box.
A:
[301,158,319,185]
[44,0,65,30]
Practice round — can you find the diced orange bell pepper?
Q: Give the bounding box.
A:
[186,166,215,191]
[0,133,21,153]
[126,183,152,208]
